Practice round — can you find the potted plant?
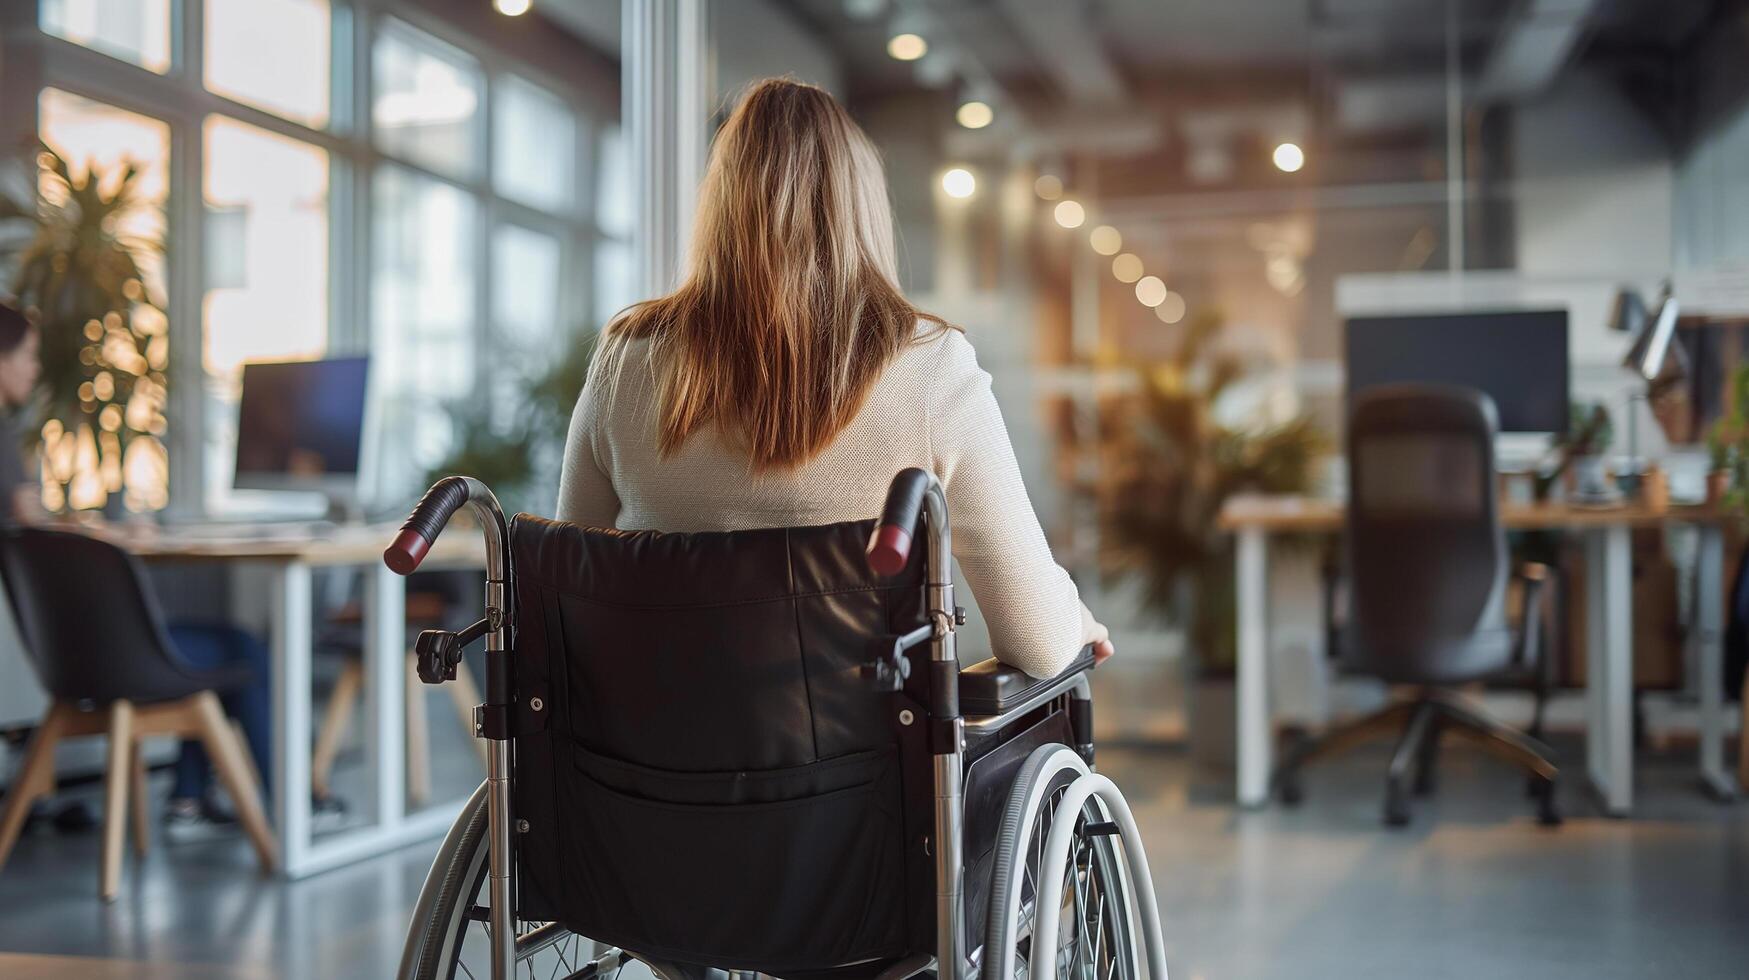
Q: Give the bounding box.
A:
[0,147,167,514]
[1095,310,1328,763]
[426,332,595,518]
[1556,401,1614,501]
[1707,424,1734,505]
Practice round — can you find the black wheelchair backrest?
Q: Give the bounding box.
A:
[506,515,934,972]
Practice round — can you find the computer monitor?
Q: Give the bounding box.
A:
[1344,310,1569,434]
[234,356,370,503]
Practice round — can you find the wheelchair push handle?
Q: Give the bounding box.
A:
[384,476,472,575]
[867,467,932,576]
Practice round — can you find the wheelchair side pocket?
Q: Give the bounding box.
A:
[560,745,908,971]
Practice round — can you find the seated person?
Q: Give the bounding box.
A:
[557,79,1111,677]
[0,302,326,838]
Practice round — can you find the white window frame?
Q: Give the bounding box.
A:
[12,0,606,517]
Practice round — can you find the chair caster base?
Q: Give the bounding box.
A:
[1533,778,1562,827]
[1278,777,1304,807]
[1383,781,1411,827]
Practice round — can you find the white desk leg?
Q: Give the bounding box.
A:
[1585,531,1604,802]
[270,560,314,876]
[1236,528,1271,808]
[1588,526,1635,817]
[1694,526,1736,800]
[366,562,408,825]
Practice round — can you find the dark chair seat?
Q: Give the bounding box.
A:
[0,529,258,705]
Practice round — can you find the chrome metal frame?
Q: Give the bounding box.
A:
[452,479,519,980]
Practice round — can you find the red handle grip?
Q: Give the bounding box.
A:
[866,468,931,576]
[383,476,470,576]
[866,524,913,577]
[384,527,433,576]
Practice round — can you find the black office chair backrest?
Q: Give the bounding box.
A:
[507,514,929,973]
[0,528,217,705]
[1344,384,1511,682]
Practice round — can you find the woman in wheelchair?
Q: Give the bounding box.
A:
[385,78,1166,980]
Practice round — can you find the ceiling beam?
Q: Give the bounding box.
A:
[1474,0,1602,102]
[993,0,1126,104]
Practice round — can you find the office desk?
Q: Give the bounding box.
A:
[1217,497,1738,816]
[96,522,484,879]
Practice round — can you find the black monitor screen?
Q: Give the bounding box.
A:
[234,357,368,484]
[1344,310,1569,433]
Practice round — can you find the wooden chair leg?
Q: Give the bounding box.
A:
[191,692,277,874]
[101,700,135,902]
[0,702,74,874]
[446,661,489,768]
[405,654,431,807]
[312,659,363,800]
[130,740,150,857]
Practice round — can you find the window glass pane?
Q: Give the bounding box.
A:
[202,118,330,510]
[373,23,482,178]
[205,0,332,128]
[373,166,478,498]
[592,238,635,328]
[492,223,562,349]
[38,88,170,300]
[493,75,576,212]
[596,126,633,237]
[36,89,171,513]
[41,0,171,73]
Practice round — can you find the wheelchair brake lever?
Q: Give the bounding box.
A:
[863,622,933,692]
[414,617,491,685]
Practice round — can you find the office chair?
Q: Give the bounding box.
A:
[0,529,277,899]
[1274,384,1561,827]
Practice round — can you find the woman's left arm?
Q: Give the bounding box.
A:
[555,374,620,527]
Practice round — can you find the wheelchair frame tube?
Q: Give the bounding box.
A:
[454,480,519,980]
[919,480,968,980]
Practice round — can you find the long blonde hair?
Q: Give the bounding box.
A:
[597,78,948,471]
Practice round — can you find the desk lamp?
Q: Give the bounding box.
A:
[1617,284,1688,487]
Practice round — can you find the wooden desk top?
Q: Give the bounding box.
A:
[81,521,488,568]
[1217,495,1732,533]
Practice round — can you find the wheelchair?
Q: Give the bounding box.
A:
[383,468,1168,980]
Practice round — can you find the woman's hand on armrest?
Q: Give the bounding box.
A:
[1082,603,1114,666]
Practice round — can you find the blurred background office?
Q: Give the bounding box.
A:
[1,0,1747,977]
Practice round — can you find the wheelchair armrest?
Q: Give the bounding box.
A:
[960,645,1096,717]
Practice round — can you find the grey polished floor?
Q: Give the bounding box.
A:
[1,739,1745,979]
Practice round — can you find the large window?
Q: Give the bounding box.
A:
[373,25,483,179]
[40,0,172,73]
[494,75,577,213]
[204,0,332,127]
[373,166,479,483]
[202,118,331,507]
[28,4,603,515]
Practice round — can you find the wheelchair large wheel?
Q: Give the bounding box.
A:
[399,782,618,980]
[984,746,1168,980]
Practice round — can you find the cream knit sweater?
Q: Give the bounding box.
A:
[556,325,1105,678]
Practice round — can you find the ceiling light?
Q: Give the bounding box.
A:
[941,167,976,199]
[1034,174,1063,200]
[888,32,928,61]
[1135,276,1168,307]
[493,0,532,15]
[956,100,994,129]
[1111,253,1143,283]
[1089,225,1122,256]
[1272,142,1305,173]
[1155,291,1186,324]
[1053,200,1085,229]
